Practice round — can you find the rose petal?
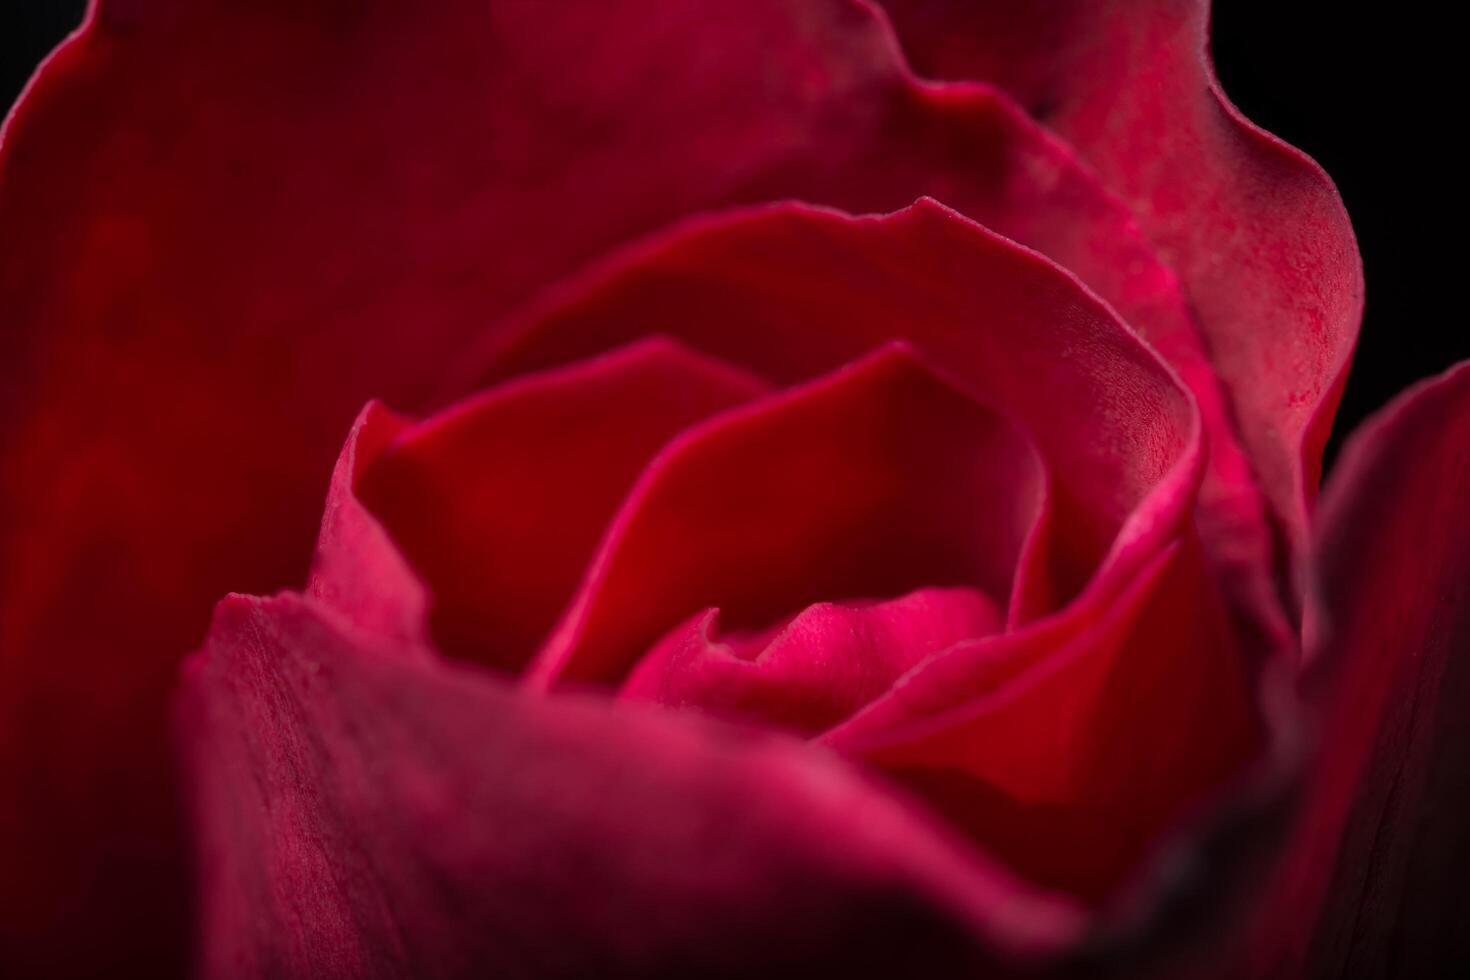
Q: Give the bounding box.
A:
[305,401,428,647]
[525,343,1047,691]
[479,199,1198,615]
[0,0,1237,966]
[352,337,768,672]
[1244,361,1470,976]
[874,0,1364,556]
[828,532,1261,904]
[178,591,1085,978]
[620,587,1006,736]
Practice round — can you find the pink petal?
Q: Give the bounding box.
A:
[179,591,1085,978]
[525,343,1047,691]
[621,587,1006,736]
[1245,361,1470,976]
[355,338,768,672]
[874,0,1364,555]
[305,401,429,647]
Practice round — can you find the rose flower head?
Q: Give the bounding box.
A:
[2,2,1465,979]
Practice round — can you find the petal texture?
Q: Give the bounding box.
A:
[179,591,1084,979]
[0,4,1244,967]
[356,338,768,672]
[875,0,1364,556]
[829,532,1260,904]
[1247,362,1470,977]
[620,588,1005,737]
[524,344,1047,691]
[306,401,427,646]
[477,200,1199,612]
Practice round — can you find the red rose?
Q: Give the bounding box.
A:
[1,1,1464,977]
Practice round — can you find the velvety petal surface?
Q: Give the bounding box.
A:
[477,200,1199,614]
[875,0,1364,556]
[178,591,1085,979]
[0,4,1248,968]
[354,338,768,673]
[305,401,427,647]
[828,533,1261,905]
[620,587,1005,737]
[523,344,1046,691]
[1244,361,1470,977]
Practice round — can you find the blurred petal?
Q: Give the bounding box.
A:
[1246,361,1470,976]
[874,0,1363,556]
[179,591,1084,979]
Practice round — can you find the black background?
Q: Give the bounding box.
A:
[2,3,1458,467]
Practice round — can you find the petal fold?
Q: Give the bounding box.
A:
[179,591,1085,978]
[875,0,1364,556]
[827,532,1261,904]
[525,343,1046,691]
[621,587,1005,736]
[356,338,768,672]
[1246,362,1470,977]
[0,0,1283,967]
[306,401,428,646]
[478,199,1200,611]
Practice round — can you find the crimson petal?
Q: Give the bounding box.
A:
[828,531,1261,905]
[479,200,1199,612]
[1245,361,1470,977]
[306,401,427,647]
[0,3,1224,964]
[524,343,1045,691]
[353,338,768,672]
[874,0,1363,557]
[179,591,1084,978]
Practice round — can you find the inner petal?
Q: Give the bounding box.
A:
[356,337,769,671]
[473,201,1198,613]
[621,585,1005,736]
[525,343,1047,693]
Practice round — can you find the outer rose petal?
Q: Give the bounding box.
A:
[179,591,1085,979]
[1243,362,1470,977]
[476,199,1199,611]
[874,0,1364,558]
[0,4,1259,969]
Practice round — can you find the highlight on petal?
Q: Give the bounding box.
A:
[355,337,769,673]
[873,0,1364,555]
[306,401,428,646]
[178,591,1085,979]
[620,587,1005,737]
[1246,361,1470,977]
